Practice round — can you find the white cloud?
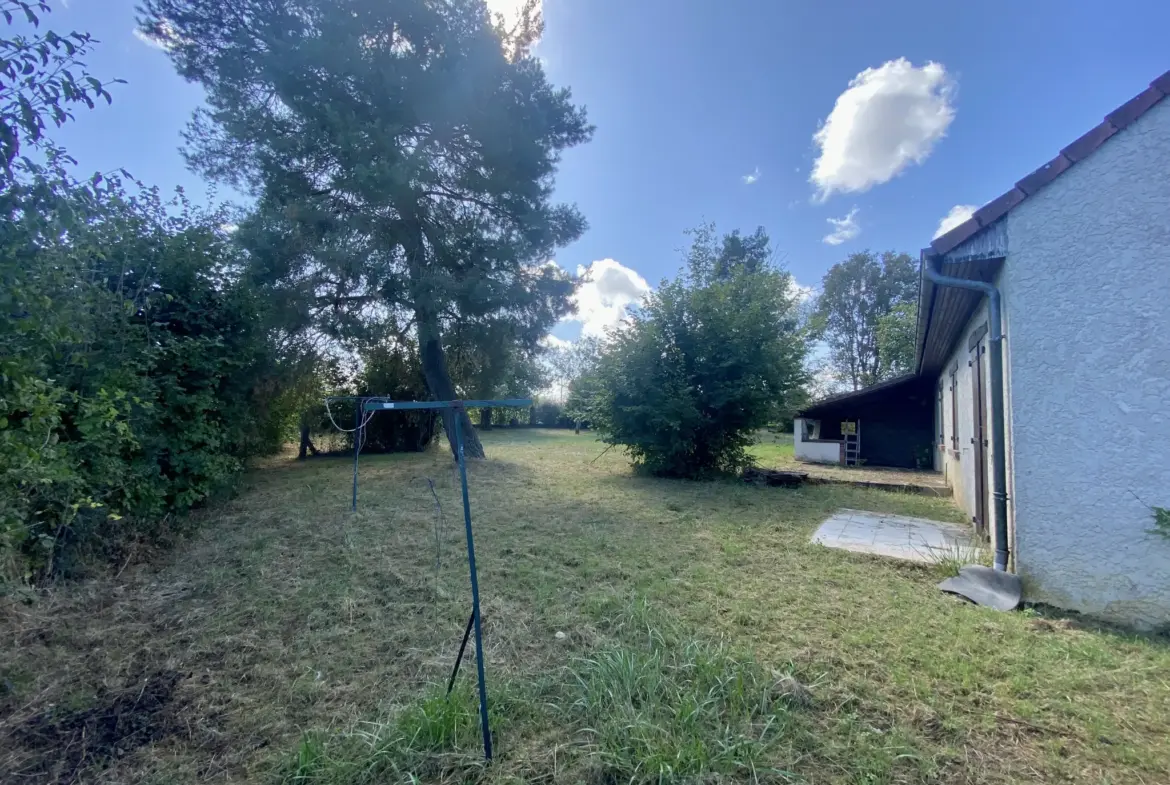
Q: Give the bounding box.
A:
[810,58,955,201]
[540,333,571,349]
[933,204,977,239]
[566,258,650,337]
[822,207,861,246]
[486,0,541,19]
[741,166,761,185]
[788,279,815,303]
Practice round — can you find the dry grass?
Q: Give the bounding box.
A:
[2,429,1169,784]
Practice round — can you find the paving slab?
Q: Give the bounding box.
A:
[811,508,975,563]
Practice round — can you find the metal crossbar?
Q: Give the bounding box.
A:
[363,397,531,411]
[323,395,531,762]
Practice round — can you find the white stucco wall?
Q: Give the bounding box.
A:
[793,418,842,464]
[940,301,987,525]
[1001,97,1170,628]
[938,290,1017,564]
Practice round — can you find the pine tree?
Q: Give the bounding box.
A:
[139,0,591,456]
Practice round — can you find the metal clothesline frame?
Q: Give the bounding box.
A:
[324,395,532,762]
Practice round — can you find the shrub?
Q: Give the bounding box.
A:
[534,401,570,427]
[354,346,438,452]
[590,226,807,477]
[0,165,281,579]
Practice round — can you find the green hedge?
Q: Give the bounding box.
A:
[1,167,282,580]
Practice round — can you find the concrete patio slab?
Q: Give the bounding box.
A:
[811,508,975,563]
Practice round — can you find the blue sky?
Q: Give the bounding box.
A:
[43,0,1170,341]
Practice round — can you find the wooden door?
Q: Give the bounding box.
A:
[970,342,989,540]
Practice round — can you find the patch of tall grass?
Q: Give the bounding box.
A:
[567,635,808,782]
[280,684,490,784]
[280,599,813,784]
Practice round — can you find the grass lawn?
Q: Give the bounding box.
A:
[3,429,1168,784]
[746,430,795,467]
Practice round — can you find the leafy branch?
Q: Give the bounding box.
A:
[0,0,123,176]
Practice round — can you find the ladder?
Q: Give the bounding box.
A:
[842,420,860,466]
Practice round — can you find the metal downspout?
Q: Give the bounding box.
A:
[924,260,1011,572]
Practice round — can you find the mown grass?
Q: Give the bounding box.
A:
[2,429,1168,785]
[746,430,795,466]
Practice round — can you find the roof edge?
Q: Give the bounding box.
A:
[798,373,922,417]
[913,248,935,375]
[930,70,1170,257]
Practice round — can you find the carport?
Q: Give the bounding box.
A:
[794,374,937,470]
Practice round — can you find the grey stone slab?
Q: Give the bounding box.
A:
[811,509,974,564]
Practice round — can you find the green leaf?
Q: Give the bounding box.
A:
[16,94,38,138]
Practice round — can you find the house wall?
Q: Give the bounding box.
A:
[1001,97,1170,628]
[793,418,842,464]
[937,292,1015,560]
[932,382,943,473]
[938,306,977,521]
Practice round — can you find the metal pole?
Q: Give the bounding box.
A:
[352,398,361,512]
[453,411,493,761]
[985,311,1010,572]
[446,612,476,697]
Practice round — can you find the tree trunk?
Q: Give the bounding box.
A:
[406,219,484,459]
[298,422,319,460]
[416,308,485,459]
[480,406,493,429]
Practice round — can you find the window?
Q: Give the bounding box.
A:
[802,419,817,440]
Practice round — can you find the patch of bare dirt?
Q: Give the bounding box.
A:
[10,670,184,785]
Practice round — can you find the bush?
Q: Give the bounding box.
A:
[355,346,438,452]
[590,226,807,477]
[564,373,602,430]
[533,401,571,428]
[0,166,281,579]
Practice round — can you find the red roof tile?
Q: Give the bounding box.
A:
[1106,86,1164,130]
[930,69,1170,257]
[931,212,982,252]
[972,188,1025,228]
[1060,123,1118,163]
[1014,153,1072,196]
